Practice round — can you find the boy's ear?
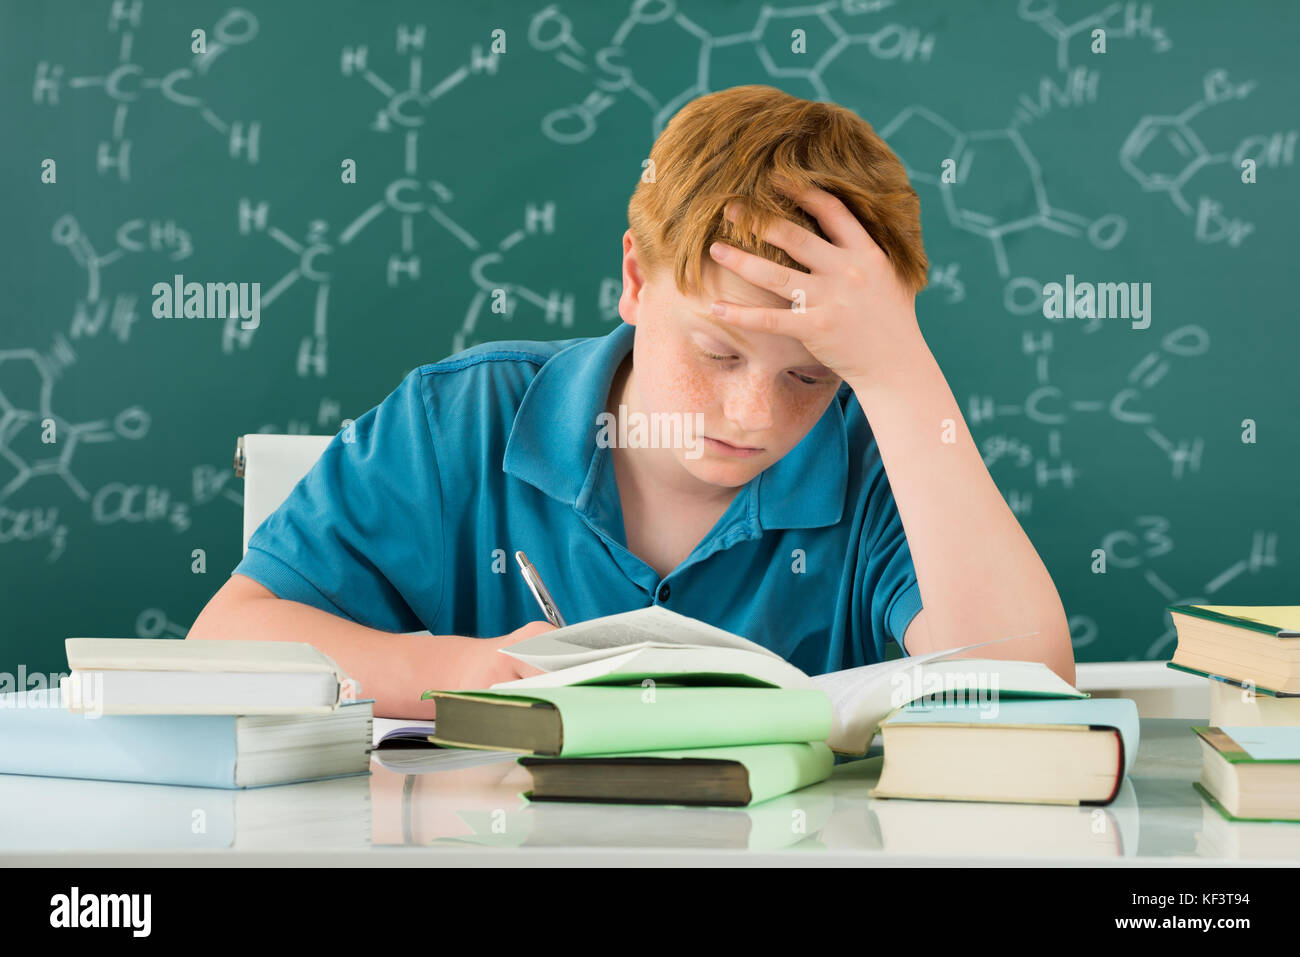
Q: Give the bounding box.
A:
[619,228,644,327]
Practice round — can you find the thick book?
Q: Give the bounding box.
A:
[0,688,373,788]
[488,605,1085,755]
[517,741,834,807]
[61,637,349,715]
[1167,605,1300,694]
[1193,725,1300,823]
[419,686,832,755]
[869,698,1140,806]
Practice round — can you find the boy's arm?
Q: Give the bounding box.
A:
[187,574,550,718]
[851,342,1075,686]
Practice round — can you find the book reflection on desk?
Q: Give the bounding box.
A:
[0,773,371,850]
[1197,797,1300,859]
[868,777,1140,858]
[430,787,838,851]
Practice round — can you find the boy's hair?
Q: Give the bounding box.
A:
[627,85,928,300]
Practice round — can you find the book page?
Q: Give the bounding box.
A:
[501,605,785,672]
[492,645,814,691]
[1195,606,1300,633]
[553,624,691,651]
[372,717,437,748]
[813,635,1028,754]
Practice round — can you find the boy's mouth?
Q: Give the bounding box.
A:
[704,436,764,456]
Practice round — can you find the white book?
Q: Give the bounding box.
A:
[62,637,348,715]
[491,606,1084,755]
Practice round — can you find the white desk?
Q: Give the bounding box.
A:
[0,718,1293,866]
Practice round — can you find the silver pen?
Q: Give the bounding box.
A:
[515,551,568,628]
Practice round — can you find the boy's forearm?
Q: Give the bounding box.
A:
[847,335,1075,682]
[187,595,461,718]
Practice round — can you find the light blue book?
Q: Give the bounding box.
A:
[0,688,373,789]
[871,697,1140,806]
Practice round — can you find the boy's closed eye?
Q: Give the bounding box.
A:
[695,346,833,386]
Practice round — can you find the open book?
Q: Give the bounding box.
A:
[491,606,1085,756]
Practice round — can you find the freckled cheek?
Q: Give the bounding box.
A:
[782,386,829,422]
[661,364,717,415]
[773,386,836,445]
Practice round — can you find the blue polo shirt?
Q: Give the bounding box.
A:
[232,321,923,675]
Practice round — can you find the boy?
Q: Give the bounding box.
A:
[189,86,1076,717]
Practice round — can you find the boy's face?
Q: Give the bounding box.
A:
[617,229,843,490]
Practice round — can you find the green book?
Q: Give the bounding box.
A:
[419,685,832,755]
[1193,725,1300,823]
[1169,605,1300,636]
[517,741,834,807]
[1167,604,1300,694]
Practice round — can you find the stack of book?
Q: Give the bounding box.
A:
[1166,604,1300,823]
[418,605,1099,808]
[0,638,373,789]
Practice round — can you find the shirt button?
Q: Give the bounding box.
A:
[657,583,670,602]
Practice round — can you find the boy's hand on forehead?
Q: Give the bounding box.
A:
[704,177,923,384]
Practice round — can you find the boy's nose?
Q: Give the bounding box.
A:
[721,377,774,436]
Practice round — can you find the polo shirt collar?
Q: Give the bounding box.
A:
[502,322,848,531]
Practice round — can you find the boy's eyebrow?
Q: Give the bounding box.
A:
[690,310,750,349]
[688,311,832,376]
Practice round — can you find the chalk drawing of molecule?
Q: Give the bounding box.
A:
[32,1,259,181]
[880,105,1127,279]
[528,0,936,145]
[231,24,505,374]
[1120,69,1296,246]
[336,23,500,284]
[974,322,1211,516]
[0,349,150,502]
[1063,520,1279,659]
[52,213,193,346]
[1136,524,1278,660]
[1017,0,1170,74]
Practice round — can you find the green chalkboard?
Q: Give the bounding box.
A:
[2,0,1297,679]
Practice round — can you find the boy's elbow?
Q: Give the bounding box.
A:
[1051,646,1077,688]
[187,574,276,641]
[1044,617,1077,687]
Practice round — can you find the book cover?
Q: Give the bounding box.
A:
[1192,725,1300,764]
[421,685,832,755]
[1165,661,1299,698]
[518,740,834,808]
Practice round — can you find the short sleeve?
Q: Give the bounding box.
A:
[859,469,924,662]
[231,368,444,634]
